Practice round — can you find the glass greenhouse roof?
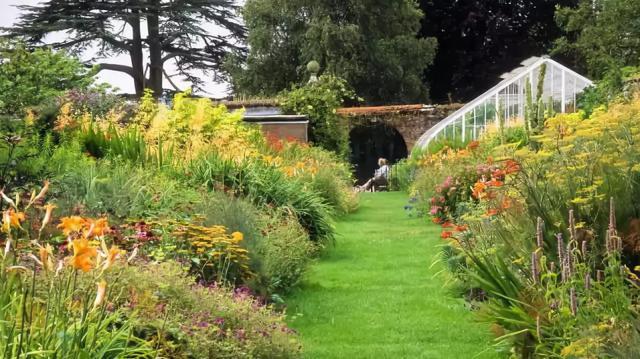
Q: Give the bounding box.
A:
[415,56,593,149]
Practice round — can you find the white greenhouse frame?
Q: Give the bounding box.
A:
[415,56,593,149]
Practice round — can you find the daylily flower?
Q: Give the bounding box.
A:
[93,280,107,308]
[33,180,50,203]
[58,216,86,236]
[39,244,55,272]
[40,203,56,232]
[441,231,453,239]
[2,209,26,233]
[85,218,109,238]
[69,238,98,272]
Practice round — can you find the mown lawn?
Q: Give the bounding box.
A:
[285,192,498,358]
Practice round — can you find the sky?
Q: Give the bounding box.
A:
[0,0,230,97]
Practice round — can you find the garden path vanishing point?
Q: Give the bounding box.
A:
[286,192,498,358]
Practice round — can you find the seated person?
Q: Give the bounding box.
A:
[360,158,390,191]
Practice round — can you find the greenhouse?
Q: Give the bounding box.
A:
[415,56,593,148]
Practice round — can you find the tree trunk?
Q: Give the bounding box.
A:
[147,0,163,97]
[129,10,145,97]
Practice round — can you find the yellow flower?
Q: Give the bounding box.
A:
[58,216,86,236]
[69,238,98,272]
[231,231,244,242]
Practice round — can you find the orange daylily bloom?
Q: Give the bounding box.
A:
[472,181,487,199]
[70,238,98,272]
[487,179,504,187]
[455,225,468,232]
[58,216,86,236]
[93,280,107,309]
[40,203,56,231]
[432,217,443,224]
[86,218,110,238]
[2,209,26,233]
[467,141,480,150]
[103,245,123,270]
[39,244,55,272]
[441,231,453,239]
[485,208,499,217]
[504,159,521,174]
[441,222,455,228]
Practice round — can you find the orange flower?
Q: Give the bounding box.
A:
[472,181,487,199]
[455,224,468,232]
[441,222,455,228]
[432,217,443,224]
[58,216,86,236]
[86,218,110,238]
[69,238,97,272]
[487,179,504,187]
[504,159,520,174]
[103,245,123,270]
[441,231,453,239]
[484,208,499,217]
[40,203,56,232]
[500,198,513,209]
[39,244,55,272]
[467,141,480,150]
[2,209,25,232]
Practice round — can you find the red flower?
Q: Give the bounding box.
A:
[441,231,453,239]
[455,224,468,232]
[441,221,455,228]
[467,141,480,150]
[432,217,443,224]
[484,208,499,217]
[504,159,520,174]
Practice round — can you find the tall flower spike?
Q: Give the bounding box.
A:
[569,287,578,316]
[550,261,556,273]
[585,272,591,290]
[568,210,576,241]
[581,240,587,260]
[536,217,544,249]
[566,242,574,277]
[556,233,565,266]
[596,270,604,282]
[531,251,540,285]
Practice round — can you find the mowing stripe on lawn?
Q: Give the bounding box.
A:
[286,192,498,358]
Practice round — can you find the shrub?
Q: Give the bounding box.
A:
[113,261,302,358]
[279,75,358,158]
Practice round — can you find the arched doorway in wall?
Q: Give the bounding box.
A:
[349,124,408,184]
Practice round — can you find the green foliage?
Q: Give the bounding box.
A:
[114,262,302,358]
[280,75,357,158]
[187,154,334,243]
[228,0,437,103]
[555,0,640,79]
[0,42,94,116]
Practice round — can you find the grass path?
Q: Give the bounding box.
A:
[285,192,498,358]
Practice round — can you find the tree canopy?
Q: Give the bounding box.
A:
[420,0,578,102]
[554,0,640,79]
[227,0,437,104]
[0,43,94,115]
[6,0,245,97]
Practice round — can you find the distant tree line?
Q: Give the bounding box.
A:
[4,0,640,104]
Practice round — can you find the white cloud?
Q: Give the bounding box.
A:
[0,0,231,97]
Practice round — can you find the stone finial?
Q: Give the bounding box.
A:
[307,60,320,84]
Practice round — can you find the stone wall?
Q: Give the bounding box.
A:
[339,104,463,150]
